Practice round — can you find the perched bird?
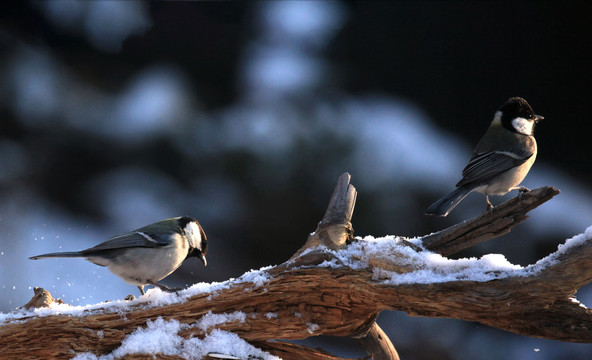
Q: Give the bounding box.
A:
[30,216,207,295]
[425,97,543,217]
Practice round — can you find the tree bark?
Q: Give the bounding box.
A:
[421,186,560,255]
[1,174,587,360]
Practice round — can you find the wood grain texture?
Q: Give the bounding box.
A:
[1,177,586,360]
[421,186,560,255]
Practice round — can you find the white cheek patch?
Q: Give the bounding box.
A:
[511,117,534,135]
[184,221,203,250]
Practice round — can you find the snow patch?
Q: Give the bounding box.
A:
[304,225,592,285]
[265,312,278,320]
[307,322,319,334]
[72,318,279,360]
[1,265,273,323]
[196,311,246,332]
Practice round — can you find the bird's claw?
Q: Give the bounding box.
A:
[485,195,494,214]
[165,286,184,293]
[149,282,184,293]
[518,186,530,203]
[154,283,173,292]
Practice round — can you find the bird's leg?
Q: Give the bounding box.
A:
[517,186,530,203]
[137,285,145,296]
[485,194,494,213]
[147,281,183,293]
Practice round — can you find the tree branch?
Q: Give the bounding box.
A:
[1,174,588,360]
[291,172,356,259]
[421,186,560,256]
[355,322,399,360]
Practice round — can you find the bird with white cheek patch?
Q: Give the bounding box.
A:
[30,216,208,295]
[425,97,543,217]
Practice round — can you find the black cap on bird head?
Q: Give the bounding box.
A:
[498,97,543,134]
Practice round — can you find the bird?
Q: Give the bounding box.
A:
[425,97,543,217]
[29,216,207,295]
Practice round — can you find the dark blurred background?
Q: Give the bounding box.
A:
[1,1,591,359]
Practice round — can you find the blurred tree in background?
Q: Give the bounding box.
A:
[1,1,591,359]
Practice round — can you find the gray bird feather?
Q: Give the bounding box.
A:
[457,149,533,188]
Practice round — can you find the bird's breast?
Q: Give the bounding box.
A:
[479,146,537,195]
[89,238,189,285]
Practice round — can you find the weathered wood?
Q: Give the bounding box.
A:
[291,172,356,259]
[421,186,560,256]
[291,173,392,359]
[3,227,592,359]
[20,287,63,309]
[1,175,587,360]
[356,322,399,360]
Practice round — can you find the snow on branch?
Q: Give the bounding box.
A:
[1,173,590,360]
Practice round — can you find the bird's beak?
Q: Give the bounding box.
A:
[200,254,207,267]
[535,115,544,122]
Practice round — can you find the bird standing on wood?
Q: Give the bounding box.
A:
[29,216,208,295]
[425,97,543,217]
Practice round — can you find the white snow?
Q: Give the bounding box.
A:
[3,226,591,358]
[306,322,320,334]
[307,235,522,284]
[237,266,273,288]
[265,312,278,320]
[195,311,246,332]
[522,225,592,274]
[0,265,273,324]
[1,266,275,359]
[73,318,279,360]
[4,226,591,324]
[298,225,592,286]
[557,224,592,255]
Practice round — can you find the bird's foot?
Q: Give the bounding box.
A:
[163,286,185,293]
[517,186,530,203]
[485,195,494,214]
[124,294,136,301]
[148,281,184,293]
[153,283,173,292]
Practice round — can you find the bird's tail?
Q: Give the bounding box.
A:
[29,251,84,260]
[425,187,471,217]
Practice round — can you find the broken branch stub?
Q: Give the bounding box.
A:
[2,174,588,360]
[291,172,357,258]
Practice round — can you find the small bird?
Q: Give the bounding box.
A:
[30,216,207,295]
[425,97,543,217]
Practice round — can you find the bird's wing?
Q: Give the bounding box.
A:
[456,149,533,187]
[82,231,170,253]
